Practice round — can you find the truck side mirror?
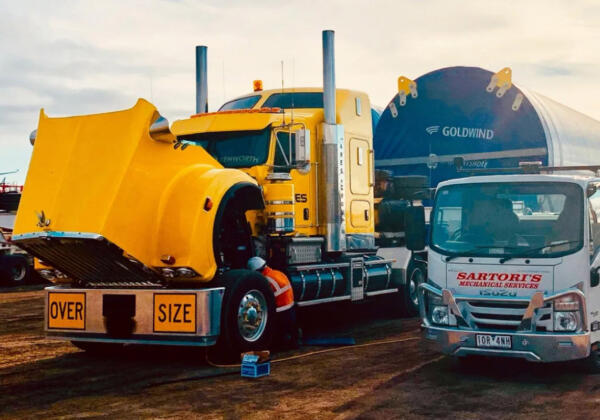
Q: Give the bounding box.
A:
[592,267,600,288]
[405,206,426,251]
[293,129,311,165]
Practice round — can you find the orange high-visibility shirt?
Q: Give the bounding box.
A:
[262,266,294,312]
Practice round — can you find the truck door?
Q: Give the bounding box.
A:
[587,188,600,338]
[349,137,372,229]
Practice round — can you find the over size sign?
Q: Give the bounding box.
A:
[48,292,86,330]
[153,293,197,333]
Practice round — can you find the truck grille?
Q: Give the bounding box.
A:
[462,300,529,331]
[12,232,163,287]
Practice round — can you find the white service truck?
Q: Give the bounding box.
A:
[412,166,600,370]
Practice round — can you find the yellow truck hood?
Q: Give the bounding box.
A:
[14,99,258,282]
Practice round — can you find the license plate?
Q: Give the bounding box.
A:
[153,293,196,333]
[48,292,86,330]
[476,334,512,349]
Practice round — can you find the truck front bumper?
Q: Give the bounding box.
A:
[45,286,224,346]
[422,325,590,362]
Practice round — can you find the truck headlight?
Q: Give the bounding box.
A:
[38,269,56,281]
[554,311,578,332]
[431,306,449,325]
[157,266,198,279]
[176,267,196,278]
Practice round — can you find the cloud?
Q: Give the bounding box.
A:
[1,0,600,183]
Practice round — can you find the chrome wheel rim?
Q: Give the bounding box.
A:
[409,267,424,308]
[237,289,268,342]
[12,264,26,282]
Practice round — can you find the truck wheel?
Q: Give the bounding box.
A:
[584,346,600,373]
[1,255,30,286]
[402,260,426,316]
[216,269,276,360]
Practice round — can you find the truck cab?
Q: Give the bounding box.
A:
[420,173,600,366]
[171,87,375,246]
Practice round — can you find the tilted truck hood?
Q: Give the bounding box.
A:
[14,99,259,282]
[446,261,556,297]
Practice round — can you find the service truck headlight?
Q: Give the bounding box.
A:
[431,305,450,325]
[554,311,578,332]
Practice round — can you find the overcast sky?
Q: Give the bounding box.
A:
[1,0,600,183]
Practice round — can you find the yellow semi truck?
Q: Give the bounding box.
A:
[13,31,422,356]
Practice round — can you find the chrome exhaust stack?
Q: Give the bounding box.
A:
[196,45,208,114]
[149,115,175,143]
[322,30,346,252]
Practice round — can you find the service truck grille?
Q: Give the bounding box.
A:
[12,232,163,287]
[461,300,529,331]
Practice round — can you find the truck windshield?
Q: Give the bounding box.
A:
[430,182,584,258]
[218,95,261,111]
[178,126,271,168]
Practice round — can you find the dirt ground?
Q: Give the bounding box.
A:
[2,286,600,419]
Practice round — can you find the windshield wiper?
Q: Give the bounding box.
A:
[498,240,581,264]
[444,245,517,262]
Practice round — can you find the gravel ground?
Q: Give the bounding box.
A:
[1,286,600,419]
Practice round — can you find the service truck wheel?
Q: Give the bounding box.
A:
[216,269,276,360]
[452,355,480,370]
[584,346,600,373]
[402,260,426,317]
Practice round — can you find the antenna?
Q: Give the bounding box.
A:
[222,59,226,106]
[290,59,295,161]
[291,58,295,125]
[281,60,285,125]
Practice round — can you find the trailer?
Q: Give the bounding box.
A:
[374,66,600,186]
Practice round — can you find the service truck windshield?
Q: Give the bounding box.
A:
[178,126,271,168]
[431,182,583,259]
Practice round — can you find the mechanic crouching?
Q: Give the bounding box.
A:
[247,256,299,348]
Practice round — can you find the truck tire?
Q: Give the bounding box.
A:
[452,355,480,370]
[584,346,600,373]
[402,259,426,317]
[0,255,30,286]
[215,269,276,361]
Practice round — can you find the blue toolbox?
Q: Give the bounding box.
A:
[241,353,271,378]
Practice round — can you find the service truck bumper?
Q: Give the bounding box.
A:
[422,325,590,362]
[419,283,590,362]
[45,286,224,346]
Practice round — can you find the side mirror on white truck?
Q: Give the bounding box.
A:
[591,267,600,288]
[405,206,426,251]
